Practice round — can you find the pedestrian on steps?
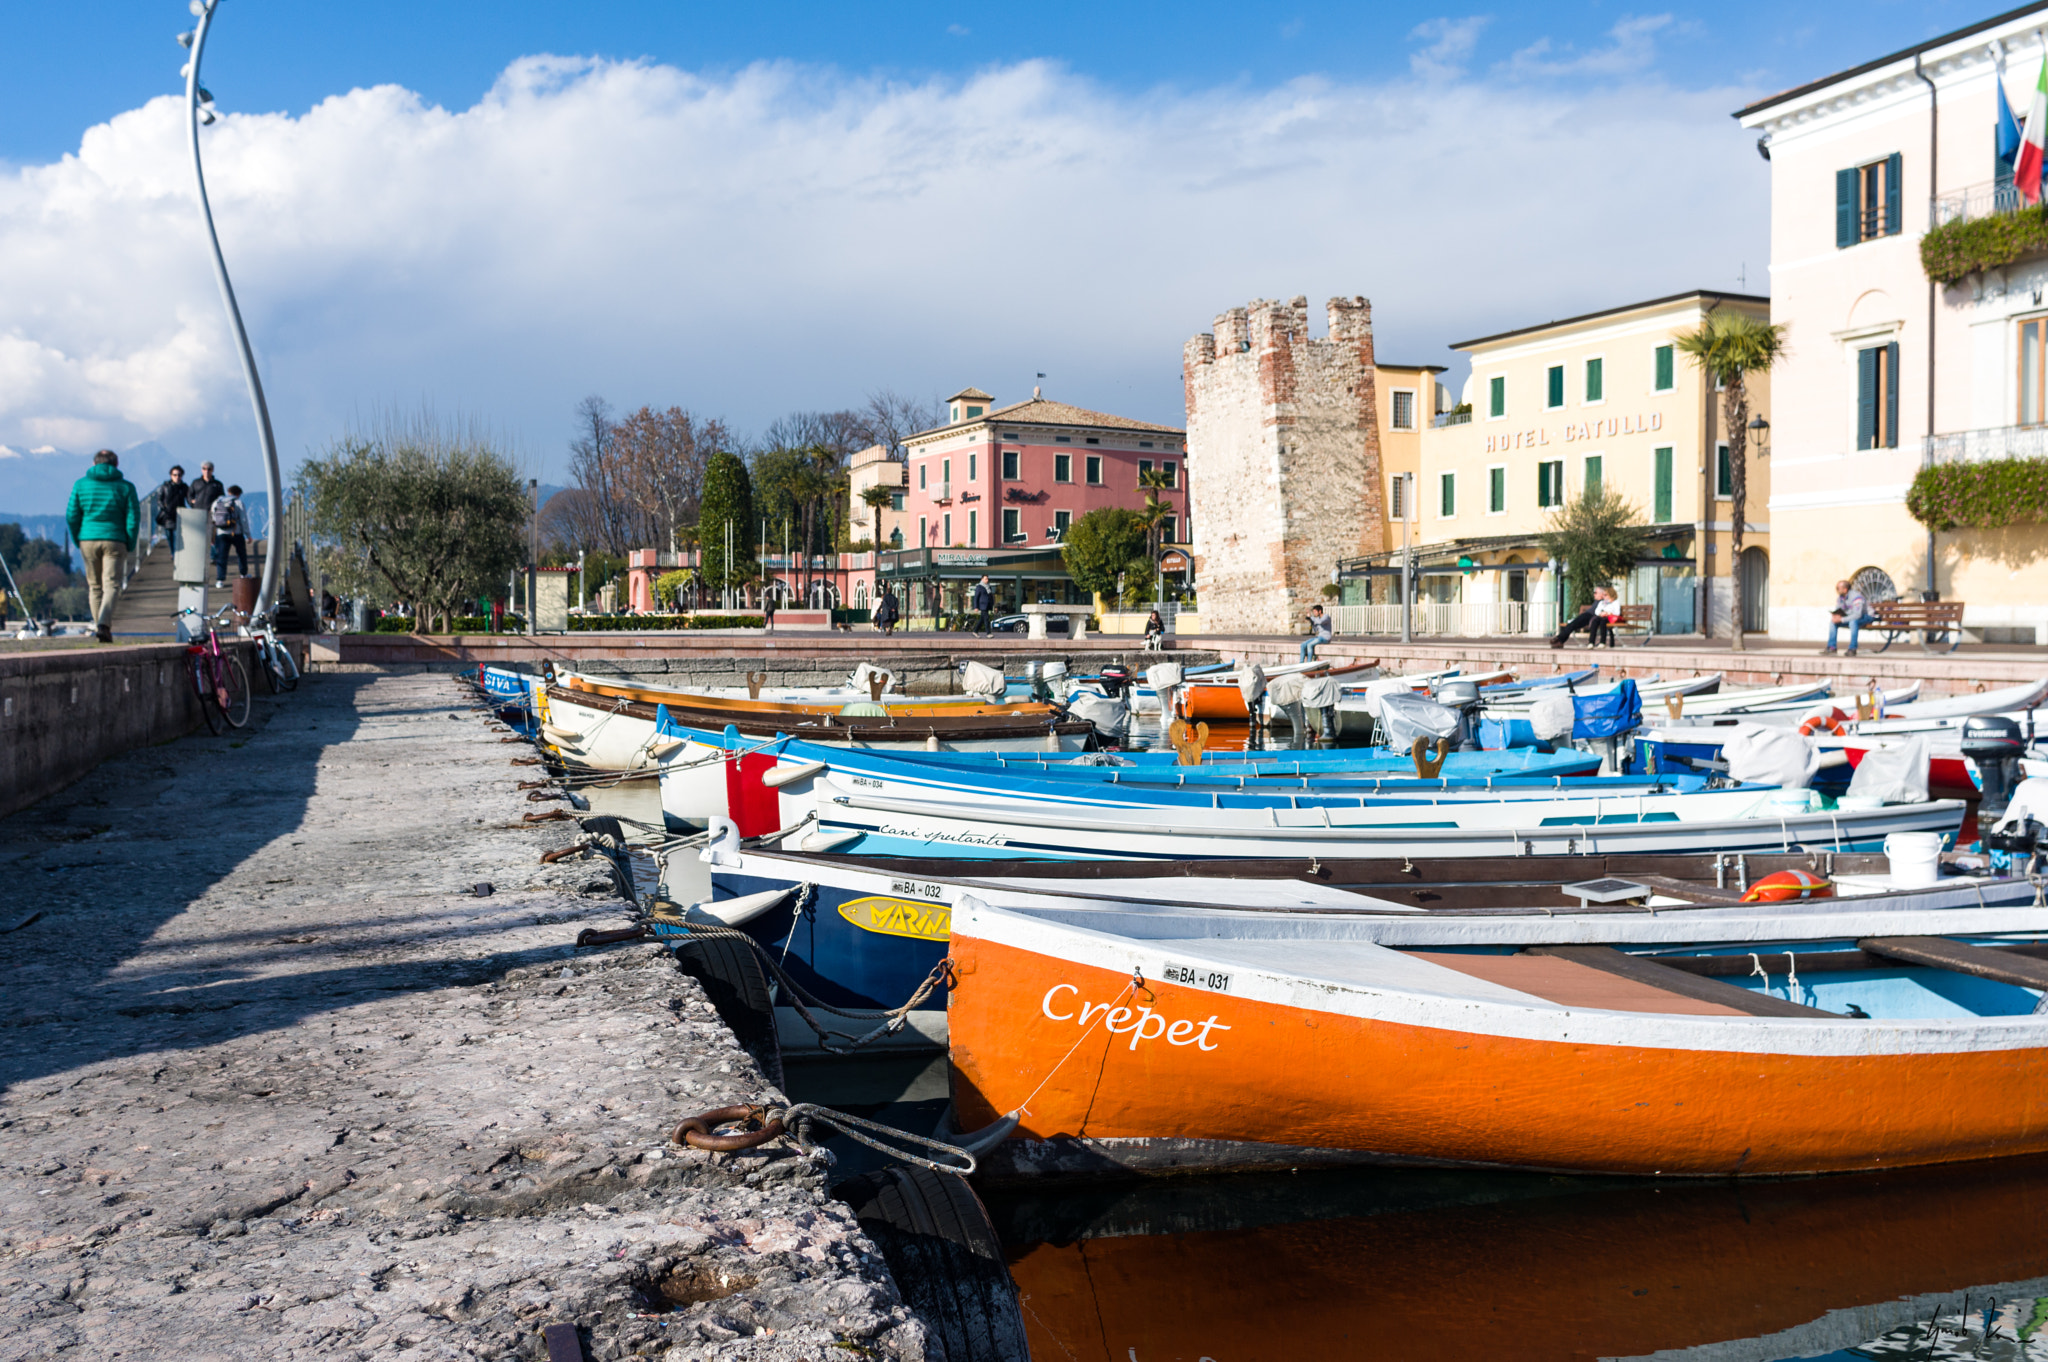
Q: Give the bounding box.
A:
[211,484,250,587]
[152,464,189,546]
[65,450,140,644]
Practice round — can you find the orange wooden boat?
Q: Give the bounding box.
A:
[999,1153,2048,1362]
[945,891,2048,1180]
[558,668,1059,719]
[1170,660,1377,722]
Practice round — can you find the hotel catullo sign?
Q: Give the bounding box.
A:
[1481,411,1664,453]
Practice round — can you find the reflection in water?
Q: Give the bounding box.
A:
[988,1156,2048,1362]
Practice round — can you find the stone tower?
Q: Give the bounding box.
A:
[1183,295,1387,635]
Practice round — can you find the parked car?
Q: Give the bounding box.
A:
[990,613,1068,635]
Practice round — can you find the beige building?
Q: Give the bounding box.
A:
[1375,361,1449,531]
[1343,290,1772,637]
[846,443,908,551]
[1739,5,2048,644]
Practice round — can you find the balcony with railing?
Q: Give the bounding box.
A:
[1924,424,2048,466]
[1431,408,1473,429]
[1930,178,2024,229]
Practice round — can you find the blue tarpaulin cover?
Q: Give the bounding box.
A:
[1572,678,1642,740]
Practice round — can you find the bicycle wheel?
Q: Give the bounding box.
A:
[189,653,227,735]
[272,636,300,692]
[219,654,252,729]
[253,637,280,695]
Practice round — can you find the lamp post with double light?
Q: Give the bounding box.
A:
[178,0,284,624]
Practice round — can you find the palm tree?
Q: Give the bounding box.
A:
[859,484,895,548]
[1136,468,1177,607]
[1673,310,1786,651]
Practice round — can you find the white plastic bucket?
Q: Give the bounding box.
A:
[1765,788,1818,815]
[1884,831,1945,887]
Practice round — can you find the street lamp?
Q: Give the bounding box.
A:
[179,0,283,625]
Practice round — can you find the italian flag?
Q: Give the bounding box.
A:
[2020,59,2048,204]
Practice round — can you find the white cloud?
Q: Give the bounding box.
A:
[0,53,1766,510]
[1409,17,1490,79]
[1506,14,1675,78]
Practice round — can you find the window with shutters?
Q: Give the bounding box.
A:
[1716,444,1732,498]
[1653,447,1673,522]
[1489,375,1506,419]
[919,464,927,490]
[1488,465,1506,515]
[1085,455,1103,485]
[1138,459,1153,479]
[1546,365,1565,410]
[1390,474,1406,520]
[1003,508,1022,543]
[1053,509,1071,536]
[1654,345,1675,392]
[967,510,976,544]
[1856,342,1900,449]
[1160,515,1178,543]
[1537,460,1564,508]
[1002,449,1019,479]
[1584,357,1604,404]
[1439,472,1456,518]
[1054,453,1072,482]
[1584,455,1602,496]
[890,491,904,512]
[1836,154,1903,246]
[967,453,976,480]
[2021,319,2048,426]
[1391,390,1415,429]
[943,513,951,544]
[1161,461,1177,487]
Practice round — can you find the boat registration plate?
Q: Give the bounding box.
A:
[1162,962,1232,993]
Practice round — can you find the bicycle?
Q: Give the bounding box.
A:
[245,611,300,694]
[180,605,251,734]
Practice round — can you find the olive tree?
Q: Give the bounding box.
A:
[298,414,530,631]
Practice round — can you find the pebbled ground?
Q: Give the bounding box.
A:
[0,673,928,1361]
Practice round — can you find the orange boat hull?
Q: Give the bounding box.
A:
[948,933,2048,1178]
[564,676,1055,719]
[1172,684,1250,722]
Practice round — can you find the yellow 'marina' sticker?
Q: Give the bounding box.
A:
[837,895,951,941]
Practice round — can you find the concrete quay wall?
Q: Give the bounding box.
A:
[312,632,1220,693]
[0,673,933,1361]
[0,642,248,820]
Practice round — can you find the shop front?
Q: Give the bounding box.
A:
[869,546,1092,624]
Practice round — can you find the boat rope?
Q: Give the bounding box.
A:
[1749,953,1770,993]
[659,922,953,1053]
[1014,975,1140,1119]
[1784,951,1799,1002]
[670,1102,977,1176]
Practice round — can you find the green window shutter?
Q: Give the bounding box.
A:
[1489,466,1505,513]
[1653,447,1673,522]
[1884,152,1903,235]
[1716,444,1731,497]
[1585,455,1602,496]
[1654,345,1673,391]
[1836,167,1858,247]
[1885,341,1901,447]
[1490,375,1506,418]
[1547,366,1564,408]
[1857,346,1879,450]
[1441,473,1455,517]
[1585,358,1603,403]
[1537,463,1550,506]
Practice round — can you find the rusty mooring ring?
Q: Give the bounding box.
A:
[672,1105,786,1152]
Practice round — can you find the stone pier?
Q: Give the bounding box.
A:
[0,674,929,1360]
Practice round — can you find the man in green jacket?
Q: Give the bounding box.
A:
[65,449,141,643]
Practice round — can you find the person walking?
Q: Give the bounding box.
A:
[1821,579,1877,656]
[874,586,900,637]
[971,575,994,636]
[152,464,189,546]
[210,483,250,587]
[1300,603,1333,662]
[188,462,224,521]
[65,450,140,644]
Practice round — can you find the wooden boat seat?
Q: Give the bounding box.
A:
[1407,946,1833,1017]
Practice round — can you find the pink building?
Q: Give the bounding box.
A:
[901,387,1188,554]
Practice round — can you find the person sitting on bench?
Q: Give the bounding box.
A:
[1551,586,1615,648]
[1821,579,1876,656]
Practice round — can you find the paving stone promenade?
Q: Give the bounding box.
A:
[0,673,929,1361]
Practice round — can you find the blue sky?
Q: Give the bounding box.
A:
[5,2,2008,165]
[0,2,2016,509]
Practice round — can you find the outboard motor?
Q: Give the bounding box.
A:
[1962,715,2027,823]
[1097,663,1134,702]
[1026,659,1070,704]
[1434,679,1484,752]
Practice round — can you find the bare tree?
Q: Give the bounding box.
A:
[609,406,723,554]
[856,390,944,461]
[565,396,634,554]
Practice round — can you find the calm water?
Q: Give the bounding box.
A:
[578,768,2048,1362]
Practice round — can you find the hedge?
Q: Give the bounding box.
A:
[372,615,524,634]
[372,617,416,633]
[567,614,765,631]
[1921,206,2048,285]
[1906,456,2048,532]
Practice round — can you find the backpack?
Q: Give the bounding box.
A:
[210,496,235,530]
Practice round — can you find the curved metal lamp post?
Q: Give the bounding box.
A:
[180,0,282,623]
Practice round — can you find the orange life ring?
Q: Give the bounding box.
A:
[1797,708,1849,738]
[1739,869,1835,903]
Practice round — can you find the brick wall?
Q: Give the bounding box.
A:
[1184,295,1387,634]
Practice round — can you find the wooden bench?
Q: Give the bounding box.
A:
[1609,603,1656,645]
[1869,599,1965,654]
